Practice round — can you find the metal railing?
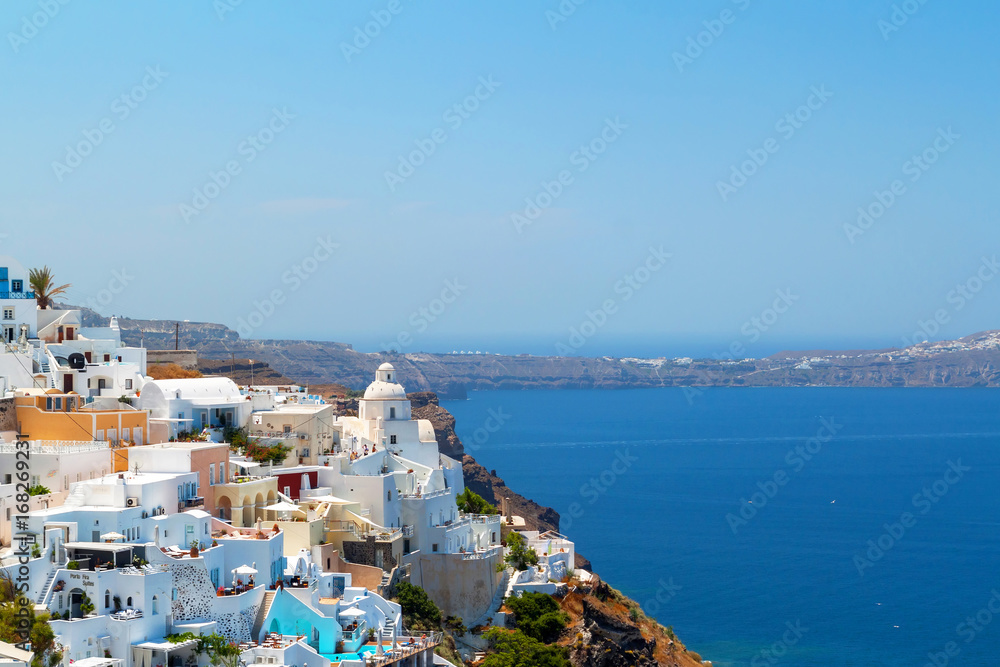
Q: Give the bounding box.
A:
[0,291,35,299]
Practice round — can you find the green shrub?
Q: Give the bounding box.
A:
[483,628,570,667]
[66,561,79,570]
[505,592,569,643]
[394,582,441,630]
[28,485,51,496]
[503,532,539,571]
[456,488,496,515]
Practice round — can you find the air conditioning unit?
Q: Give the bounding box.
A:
[299,434,308,440]
[126,498,139,507]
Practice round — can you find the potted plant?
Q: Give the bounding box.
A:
[189,540,200,558]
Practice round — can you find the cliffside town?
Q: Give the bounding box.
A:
[0,258,707,667]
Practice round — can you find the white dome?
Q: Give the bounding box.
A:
[378,362,395,371]
[363,380,406,400]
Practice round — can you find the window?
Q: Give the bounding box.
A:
[11,280,21,292]
[283,425,291,434]
[63,475,68,490]
[219,463,225,484]
[432,543,439,552]
[103,354,110,362]
[54,397,62,410]
[300,448,309,457]
[152,596,158,615]
[45,397,52,410]
[105,590,110,608]
[387,491,392,501]
[389,407,396,419]
[390,435,397,445]
[125,379,132,390]
[209,464,215,486]
[2,309,12,320]
[126,597,132,607]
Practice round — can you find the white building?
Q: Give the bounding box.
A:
[138,378,251,441]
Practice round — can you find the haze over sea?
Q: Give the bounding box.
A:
[444,388,1000,666]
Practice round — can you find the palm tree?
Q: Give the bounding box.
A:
[28,266,71,309]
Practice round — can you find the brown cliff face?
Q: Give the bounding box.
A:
[560,581,708,667]
[408,392,464,459]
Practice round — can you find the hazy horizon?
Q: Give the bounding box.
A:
[4,2,998,357]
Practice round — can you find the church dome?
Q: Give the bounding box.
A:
[363,381,406,400]
[364,362,405,399]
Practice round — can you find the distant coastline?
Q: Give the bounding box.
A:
[70,305,1000,398]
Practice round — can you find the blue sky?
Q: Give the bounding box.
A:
[2,1,998,357]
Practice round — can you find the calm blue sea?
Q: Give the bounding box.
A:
[443,388,1000,667]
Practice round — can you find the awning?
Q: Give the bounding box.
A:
[339,608,366,618]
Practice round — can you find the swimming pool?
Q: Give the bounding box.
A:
[319,645,378,663]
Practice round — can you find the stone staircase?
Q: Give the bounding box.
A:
[250,590,276,640]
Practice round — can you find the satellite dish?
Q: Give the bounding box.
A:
[68,353,86,370]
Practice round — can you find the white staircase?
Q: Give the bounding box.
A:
[63,484,87,508]
[35,569,56,605]
[381,616,396,641]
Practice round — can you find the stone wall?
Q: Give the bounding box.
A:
[147,350,199,370]
[0,398,19,433]
[406,552,503,623]
[165,561,260,641]
[342,536,397,573]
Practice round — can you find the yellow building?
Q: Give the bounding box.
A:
[15,388,150,472]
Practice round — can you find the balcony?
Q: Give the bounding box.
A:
[0,291,35,300]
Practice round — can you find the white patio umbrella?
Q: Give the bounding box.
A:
[376,640,383,657]
[101,531,126,542]
[264,501,304,520]
[233,564,258,576]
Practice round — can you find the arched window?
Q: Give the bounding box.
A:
[126,596,132,607]
[152,596,158,615]
[104,590,111,609]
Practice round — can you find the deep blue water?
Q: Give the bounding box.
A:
[443,388,1000,666]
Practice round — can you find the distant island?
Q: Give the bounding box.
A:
[70,306,1000,397]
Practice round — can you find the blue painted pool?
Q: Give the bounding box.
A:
[319,645,378,663]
